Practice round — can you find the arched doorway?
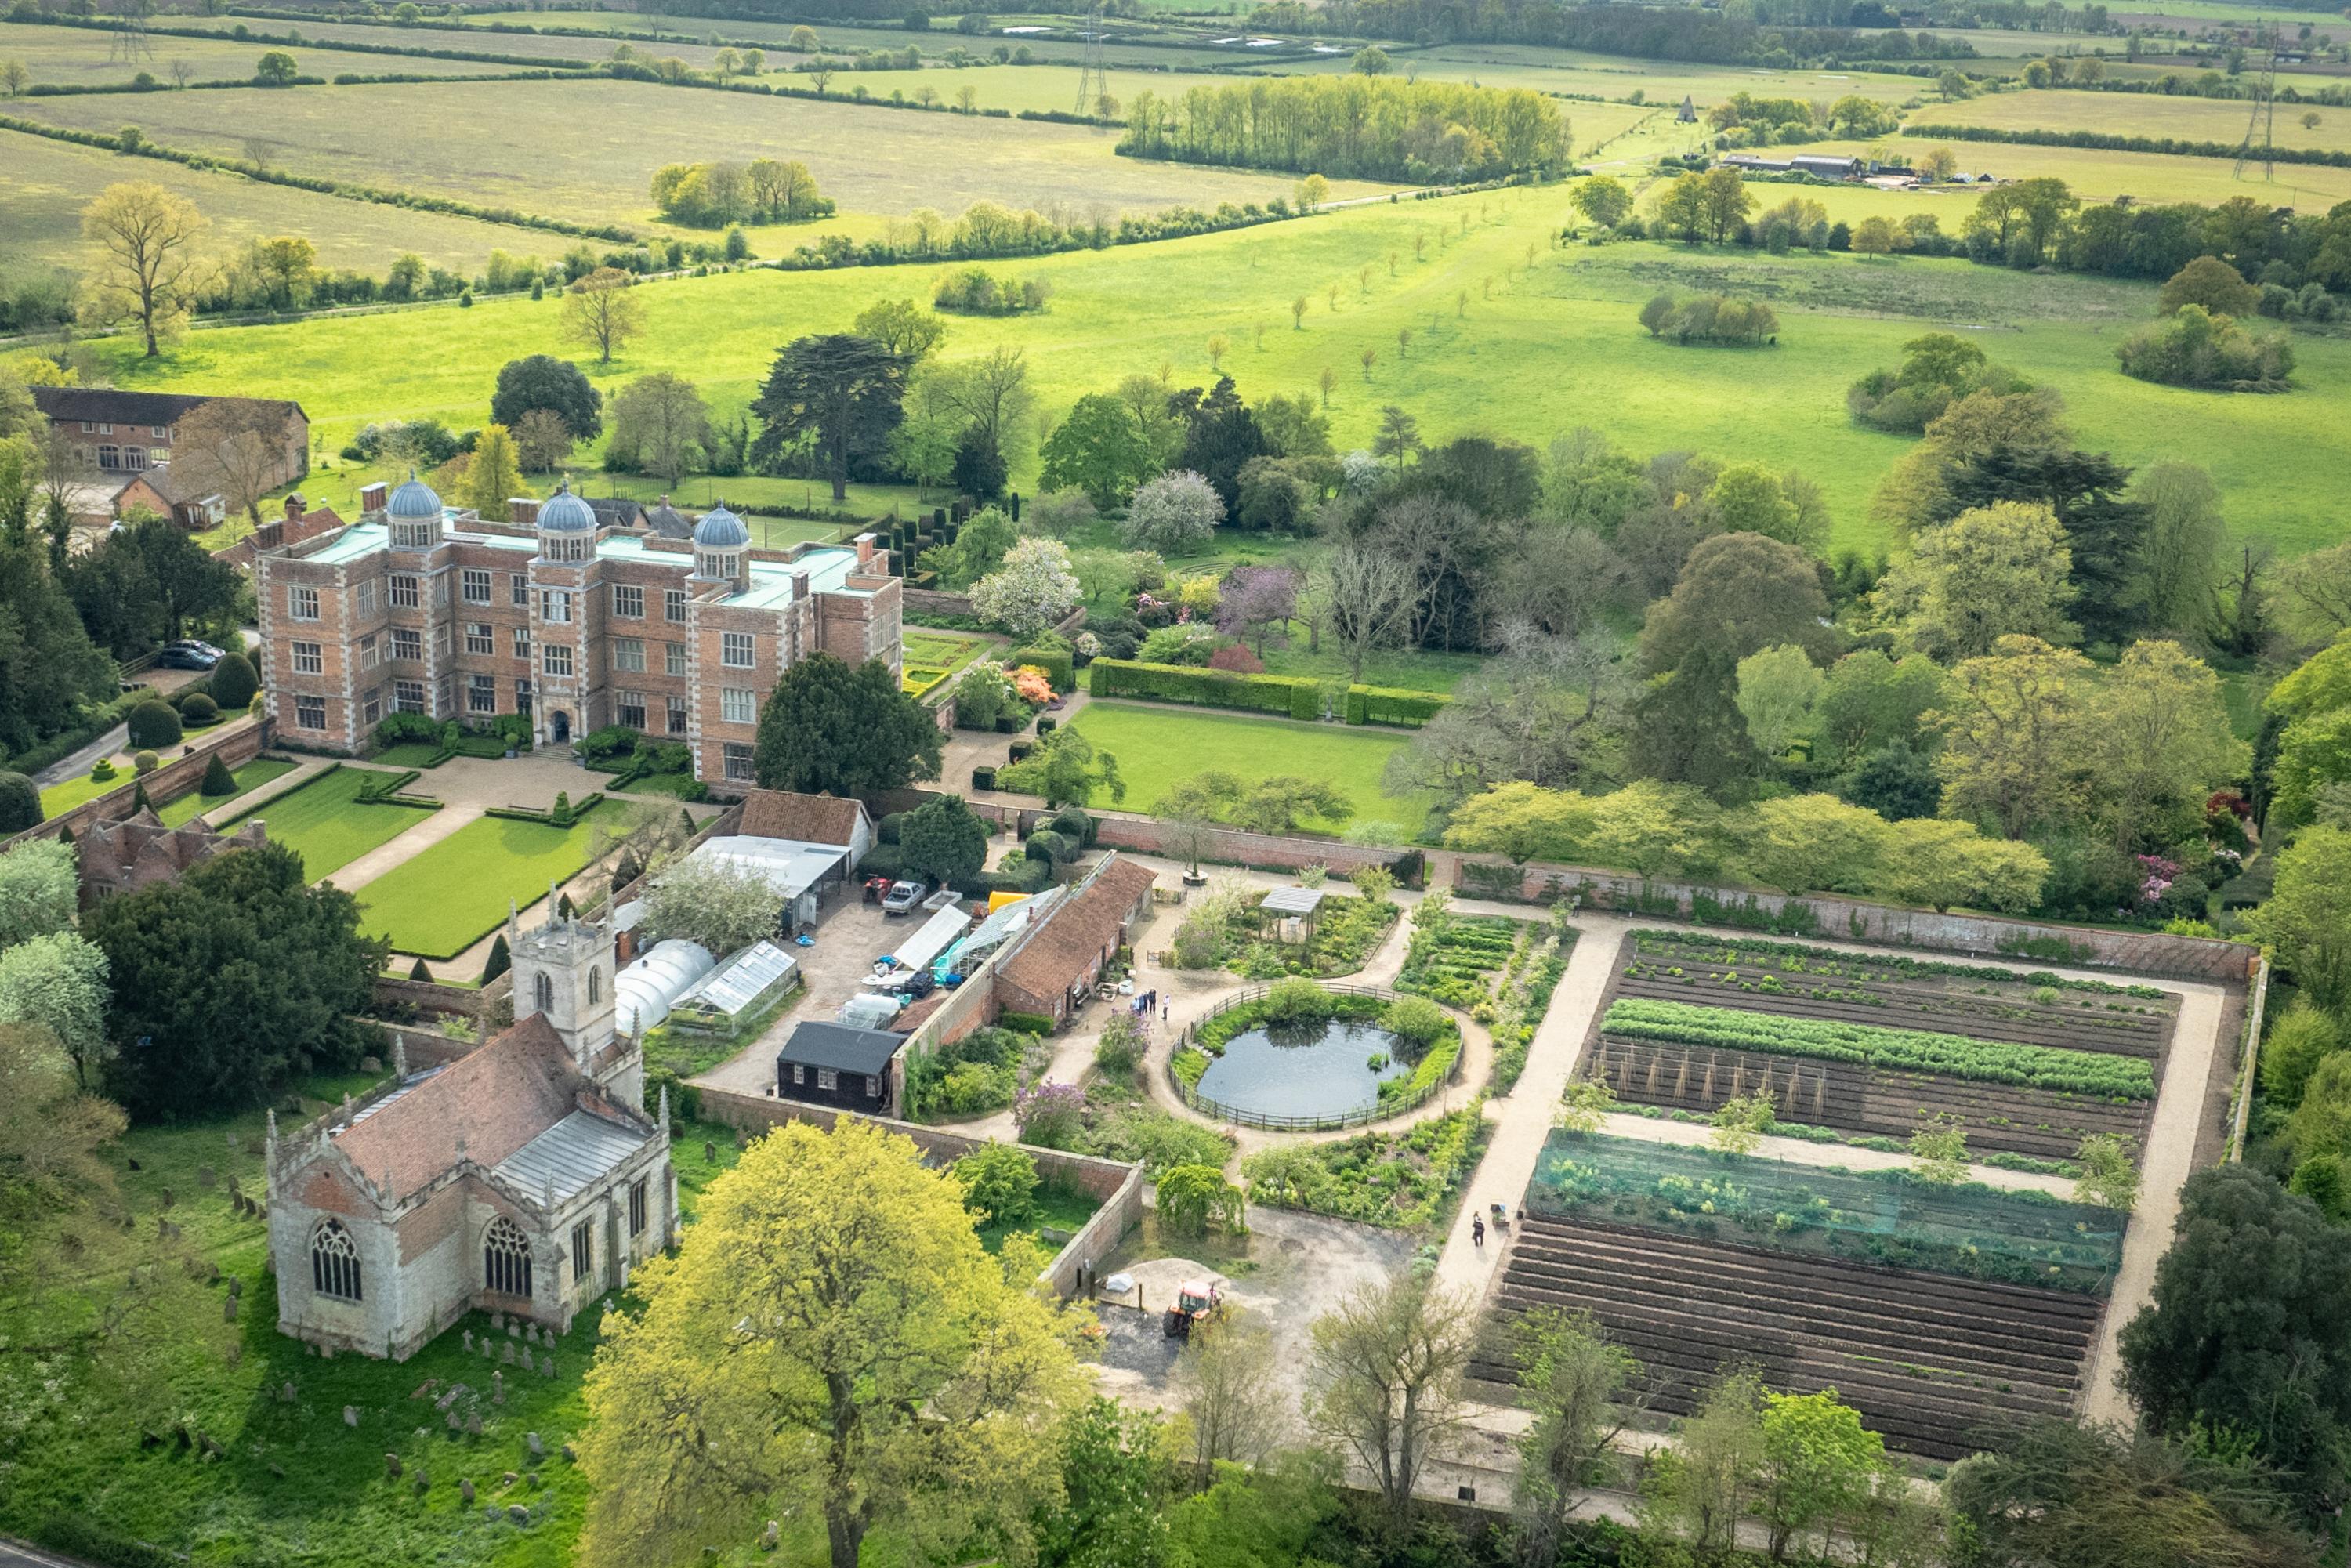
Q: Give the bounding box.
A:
[550,710,571,744]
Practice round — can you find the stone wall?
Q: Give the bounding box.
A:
[1454,858,2261,983]
[904,588,977,621]
[2,720,271,853]
[693,1089,1141,1296]
[1092,814,1413,879]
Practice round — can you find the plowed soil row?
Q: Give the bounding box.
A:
[1587,1036,2152,1161]
[1611,972,2169,1060]
[1473,1215,2099,1461]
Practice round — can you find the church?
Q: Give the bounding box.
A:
[265,898,678,1360]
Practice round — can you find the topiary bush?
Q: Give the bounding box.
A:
[208,650,259,710]
[200,753,236,796]
[89,759,117,783]
[179,693,220,726]
[126,700,182,750]
[132,750,159,776]
[0,771,41,832]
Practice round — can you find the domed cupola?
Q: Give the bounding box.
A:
[693,501,748,588]
[536,480,597,561]
[385,470,443,549]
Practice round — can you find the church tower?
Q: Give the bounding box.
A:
[509,889,640,1107]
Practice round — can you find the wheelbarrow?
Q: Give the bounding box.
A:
[1488,1201,1512,1233]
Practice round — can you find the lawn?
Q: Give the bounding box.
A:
[0,1061,749,1568]
[37,762,136,817]
[216,762,437,882]
[0,128,563,276]
[155,756,297,827]
[902,628,991,697]
[355,801,613,958]
[972,1182,1102,1255]
[1063,700,1428,835]
[76,177,2351,560]
[6,76,1398,239]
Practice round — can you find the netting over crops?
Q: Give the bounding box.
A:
[1524,1132,2125,1295]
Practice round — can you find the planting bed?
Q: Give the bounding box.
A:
[1473,1132,2122,1459]
[1588,932,2174,1162]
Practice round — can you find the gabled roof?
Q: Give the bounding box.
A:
[330,1014,590,1201]
[31,386,306,427]
[735,788,871,847]
[644,502,695,540]
[995,855,1156,1001]
[492,1110,651,1205]
[586,496,647,531]
[777,1020,907,1075]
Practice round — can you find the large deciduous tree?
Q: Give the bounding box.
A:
[898,795,988,885]
[2248,826,2351,1009]
[457,423,527,522]
[168,396,302,531]
[560,266,645,364]
[576,1121,1084,1568]
[0,932,110,1093]
[1933,636,2095,840]
[1038,393,1153,511]
[750,334,910,502]
[1876,501,2079,661]
[971,538,1081,642]
[1305,1276,1476,1541]
[490,353,603,440]
[638,855,783,957]
[607,372,712,484]
[80,182,211,357]
[752,653,942,797]
[1505,1307,1643,1568]
[87,842,382,1119]
[0,534,119,759]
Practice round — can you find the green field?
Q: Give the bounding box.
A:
[0,129,564,276]
[0,19,524,85]
[217,762,436,882]
[1063,700,1427,834]
[355,802,611,958]
[37,761,136,817]
[1833,131,2351,209]
[82,182,2351,558]
[1241,41,1939,106]
[1914,85,2351,154]
[155,755,297,826]
[5,76,1397,239]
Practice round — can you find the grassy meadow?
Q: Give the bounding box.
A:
[1063,700,1428,833]
[0,130,564,275]
[0,20,526,85]
[1240,42,1941,105]
[7,76,1397,237]
[1836,132,2351,208]
[1913,85,2351,154]
[78,180,2351,558]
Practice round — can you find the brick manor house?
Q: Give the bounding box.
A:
[252,475,902,784]
[266,901,676,1360]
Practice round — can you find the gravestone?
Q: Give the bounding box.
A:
[343,1406,358,1428]
[465,1413,482,1436]
[506,1505,530,1526]
[414,1476,429,1497]
[761,1520,781,1553]
[384,1453,403,1480]
[491,1371,504,1407]
[223,1295,237,1323]
[560,1443,576,1464]
[527,1471,540,1490]
[526,1324,539,1346]
[491,1312,504,1333]
[461,1479,476,1505]
[539,1355,553,1378]
[502,1342,516,1366]
[227,1276,241,1298]
[225,1344,241,1367]
[463,1329,474,1353]
[279,1382,296,1403]
[197,1165,216,1187]
[526,1432,543,1459]
[446,1411,460,1432]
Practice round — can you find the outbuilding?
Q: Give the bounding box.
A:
[775,1021,908,1114]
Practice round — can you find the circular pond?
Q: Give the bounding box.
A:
[1194,1019,1408,1122]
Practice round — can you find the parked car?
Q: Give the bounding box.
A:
[881,879,928,917]
[157,639,225,670]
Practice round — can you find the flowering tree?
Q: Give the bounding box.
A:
[1120,469,1224,555]
[1216,566,1299,654]
[972,538,1081,641]
[640,855,782,958]
[1012,1081,1087,1147]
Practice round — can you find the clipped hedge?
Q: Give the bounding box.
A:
[1344,685,1451,727]
[1087,658,1320,721]
[998,1010,1056,1035]
[1600,998,2158,1099]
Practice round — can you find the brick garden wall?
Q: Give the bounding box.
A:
[2,720,271,853]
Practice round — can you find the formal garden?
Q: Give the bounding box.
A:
[356,796,615,960]
[216,763,439,882]
[158,756,299,828]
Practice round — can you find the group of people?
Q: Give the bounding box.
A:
[1129,987,1168,1024]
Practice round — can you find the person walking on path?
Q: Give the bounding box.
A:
[1471,1215,1486,1250]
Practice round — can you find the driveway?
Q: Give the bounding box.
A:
[690,893,911,1096]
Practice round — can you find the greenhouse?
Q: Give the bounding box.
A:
[669,940,801,1037]
[612,939,715,1037]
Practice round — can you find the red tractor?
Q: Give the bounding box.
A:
[1163,1279,1223,1340]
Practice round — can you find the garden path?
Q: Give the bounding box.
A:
[320,802,486,893]
[1422,913,2234,1434]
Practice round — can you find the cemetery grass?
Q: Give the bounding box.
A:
[216,764,436,884]
[80,183,2351,559]
[0,1071,752,1568]
[0,129,572,277]
[1062,701,1428,835]
[355,802,614,959]
[157,756,298,827]
[5,76,1400,241]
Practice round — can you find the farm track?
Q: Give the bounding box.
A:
[1610,972,2172,1060]
[1474,1215,2101,1460]
[1585,1036,2153,1161]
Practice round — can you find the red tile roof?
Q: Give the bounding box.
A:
[332,1015,583,1201]
[995,856,1157,1003]
[736,788,869,846]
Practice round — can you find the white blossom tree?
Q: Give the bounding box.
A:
[1119,469,1224,555]
[639,857,781,959]
[0,840,80,949]
[971,538,1081,641]
[0,932,110,1088]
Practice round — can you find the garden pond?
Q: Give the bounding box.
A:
[1194,1019,1408,1121]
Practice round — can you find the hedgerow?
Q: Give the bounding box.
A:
[1600,998,2157,1099]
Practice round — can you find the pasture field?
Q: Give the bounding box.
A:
[1242,42,1940,106]
[2112,0,2346,22]
[354,800,611,958]
[471,9,1287,68]
[1061,700,1427,834]
[128,11,736,68]
[1913,85,2351,154]
[216,762,434,882]
[74,182,2351,557]
[1828,132,2351,208]
[0,129,580,275]
[0,19,525,84]
[5,77,1398,235]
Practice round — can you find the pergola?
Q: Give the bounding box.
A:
[1255,885,1331,943]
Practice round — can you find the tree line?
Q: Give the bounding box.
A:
[1118,76,1571,183]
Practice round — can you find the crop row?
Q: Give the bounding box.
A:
[1599,998,2157,1100]
[1628,929,2170,1002]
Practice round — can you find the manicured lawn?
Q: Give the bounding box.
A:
[1063,700,1429,836]
[356,802,612,959]
[156,757,297,827]
[1257,642,1487,695]
[903,629,991,697]
[37,762,135,817]
[216,763,437,882]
